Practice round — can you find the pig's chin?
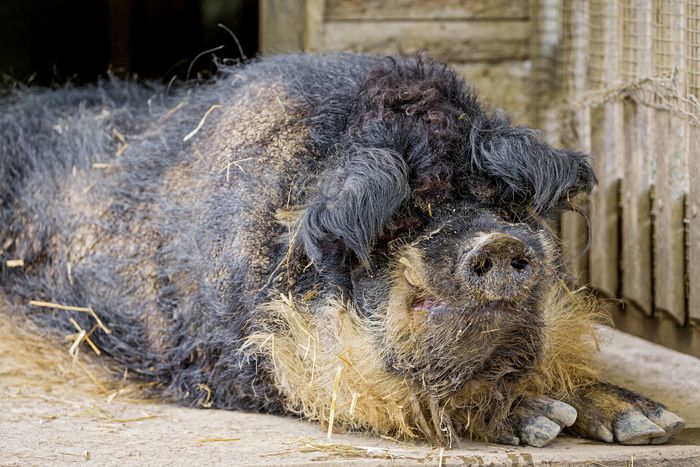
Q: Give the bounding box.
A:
[411,297,452,314]
[411,296,518,318]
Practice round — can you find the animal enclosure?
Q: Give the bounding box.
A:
[532,0,700,356]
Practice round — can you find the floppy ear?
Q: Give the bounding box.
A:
[298,143,411,276]
[468,114,596,214]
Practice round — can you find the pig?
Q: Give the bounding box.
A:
[0,53,684,447]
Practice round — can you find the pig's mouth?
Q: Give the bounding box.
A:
[404,273,517,316]
[411,297,450,313]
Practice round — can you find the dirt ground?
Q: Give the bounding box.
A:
[1,304,699,466]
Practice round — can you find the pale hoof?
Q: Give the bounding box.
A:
[519,415,562,447]
[539,396,577,427]
[649,409,685,445]
[613,410,666,445]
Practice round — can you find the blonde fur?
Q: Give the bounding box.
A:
[241,293,418,438]
[242,243,606,445]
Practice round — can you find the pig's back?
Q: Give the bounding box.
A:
[0,53,380,404]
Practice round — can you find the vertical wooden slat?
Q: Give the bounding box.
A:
[588,1,623,298]
[620,0,654,315]
[558,111,591,285]
[530,0,562,133]
[688,1,700,325]
[652,0,688,325]
[324,0,530,20]
[259,0,306,54]
[559,0,591,284]
[304,0,326,52]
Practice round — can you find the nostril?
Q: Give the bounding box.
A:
[473,258,493,276]
[511,257,529,271]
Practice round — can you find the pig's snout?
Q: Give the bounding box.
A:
[461,233,539,300]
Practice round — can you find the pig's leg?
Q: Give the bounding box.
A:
[567,382,684,444]
[495,396,578,447]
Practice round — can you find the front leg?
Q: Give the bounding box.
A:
[568,382,685,445]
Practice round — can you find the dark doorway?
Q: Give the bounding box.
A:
[0,0,259,85]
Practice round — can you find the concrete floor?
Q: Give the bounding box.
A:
[1,317,699,466]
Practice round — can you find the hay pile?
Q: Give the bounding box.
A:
[0,294,148,404]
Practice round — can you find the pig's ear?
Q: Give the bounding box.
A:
[298,144,411,274]
[469,118,596,214]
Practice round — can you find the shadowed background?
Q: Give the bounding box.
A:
[0,0,258,85]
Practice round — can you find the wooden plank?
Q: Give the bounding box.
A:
[259,0,306,54]
[651,0,688,325]
[688,124,700,325]
[319,20,529,62]
[609,300,700,359]
[688,0,700,326]
[652,110,688,325]
[560,107,591,285]
[558,0,590,285]
[620,0,653,315]
[304,0,326,52]
[587,1,623,298]
[452,61,530,124]
[529,0,561,132]
[560,212,590,285]
[621,103,654,315]
[589,102,623,298]
[325,0,528,20]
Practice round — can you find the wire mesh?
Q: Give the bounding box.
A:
[539,0,700,126]
[555,0,591,146]
[622,0,653,81]
[688,0,700,97]
[648,0,686,112]
[587,0,608,89]
[531,0,562,129]
[558,0,589,98]
[532,0,698,328]
[653,0,686,77]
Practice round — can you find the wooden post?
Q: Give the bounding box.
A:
[304,0,326,52]
[559,0,591,285]
[688,1,700,326]
[530,0,562,132]
[587,0,623,298]
[620,0,654,315]
[324,0,528,20]
[651,0,688,325]
[259,0,306,54]
[688,130,700,325]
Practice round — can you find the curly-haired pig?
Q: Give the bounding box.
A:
[0,53,684,447]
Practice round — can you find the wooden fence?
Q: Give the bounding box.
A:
[534,0,700,356]
[260,0,532,123]
[260,0,700,356]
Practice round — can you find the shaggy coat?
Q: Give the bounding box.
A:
[0,53,683,447]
